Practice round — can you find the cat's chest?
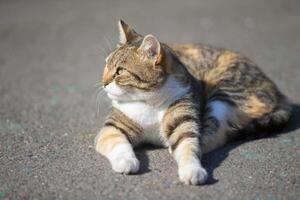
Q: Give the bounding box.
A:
[112,101,167,145]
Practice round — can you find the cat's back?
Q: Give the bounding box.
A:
[169,42,290,124]
[169,43,225,80]
[168,43,264,86]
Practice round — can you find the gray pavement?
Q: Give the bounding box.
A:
[0,0,299,199]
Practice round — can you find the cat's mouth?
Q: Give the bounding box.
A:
[104,81,127,100]
[105,89,124,100]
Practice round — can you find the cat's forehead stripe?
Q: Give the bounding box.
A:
[105,46,136,64]
[110,46,136,65]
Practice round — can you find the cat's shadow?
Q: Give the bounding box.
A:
[135,144,155,174]
[135,104,300,184]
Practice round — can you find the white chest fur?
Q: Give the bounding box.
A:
[112,100,167,145]
[106,76,190,146]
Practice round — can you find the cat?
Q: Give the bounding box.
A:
[95,20,291,185]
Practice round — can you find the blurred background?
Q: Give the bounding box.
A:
[0,0,299,199]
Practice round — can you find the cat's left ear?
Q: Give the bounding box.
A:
[138,34,162,65]
[118,20,140,44]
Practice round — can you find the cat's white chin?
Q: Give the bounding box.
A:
[107,93,121,100]
[105,81,125,96]
[104,81,149,102]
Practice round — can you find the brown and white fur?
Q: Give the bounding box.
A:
[95,20,291,185]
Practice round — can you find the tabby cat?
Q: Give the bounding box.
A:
[95,20,291,185]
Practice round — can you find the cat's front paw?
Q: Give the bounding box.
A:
[178,164,208,185]
[111,156,140,174]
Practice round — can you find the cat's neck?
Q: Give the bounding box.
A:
[113,75,191,108]
[163,45,193,86]
[111,75,191,131]
[149,75,191,107]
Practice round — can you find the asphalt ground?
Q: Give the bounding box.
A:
[0,0,299,199]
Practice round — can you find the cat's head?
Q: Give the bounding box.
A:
[102,20,173,102]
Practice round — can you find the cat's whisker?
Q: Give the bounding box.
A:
[104,36,113,52]
[93,89,100,101]
[101,40,109,54]
[95,87,104,101]
[94,82,103,88]
[92,83,103,97]
[98,36,113,58]
[96,89,106,118]
[95,45,106,54]
[96,90,105,102]
[92,43,109,59]
[101,47,109,56]
[97,100,100,118]
[97,46,109,60]
[95,89,105,118]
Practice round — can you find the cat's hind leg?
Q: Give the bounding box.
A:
[201,100,249,153]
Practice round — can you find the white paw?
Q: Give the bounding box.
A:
[111,156,140,174]
[178,164,208,185]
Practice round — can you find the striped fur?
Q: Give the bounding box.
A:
[95,20,291,185]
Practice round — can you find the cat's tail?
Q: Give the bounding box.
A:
[250,96,292,130]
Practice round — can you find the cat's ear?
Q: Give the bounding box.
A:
[138,34,162,65]
[118,20,139,44]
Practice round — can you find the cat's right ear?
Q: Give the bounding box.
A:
[138,35,162,65]
[118,20,139,45]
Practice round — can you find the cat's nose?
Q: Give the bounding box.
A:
[102,69,113,87]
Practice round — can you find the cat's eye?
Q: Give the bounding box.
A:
[116,67,124,75]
